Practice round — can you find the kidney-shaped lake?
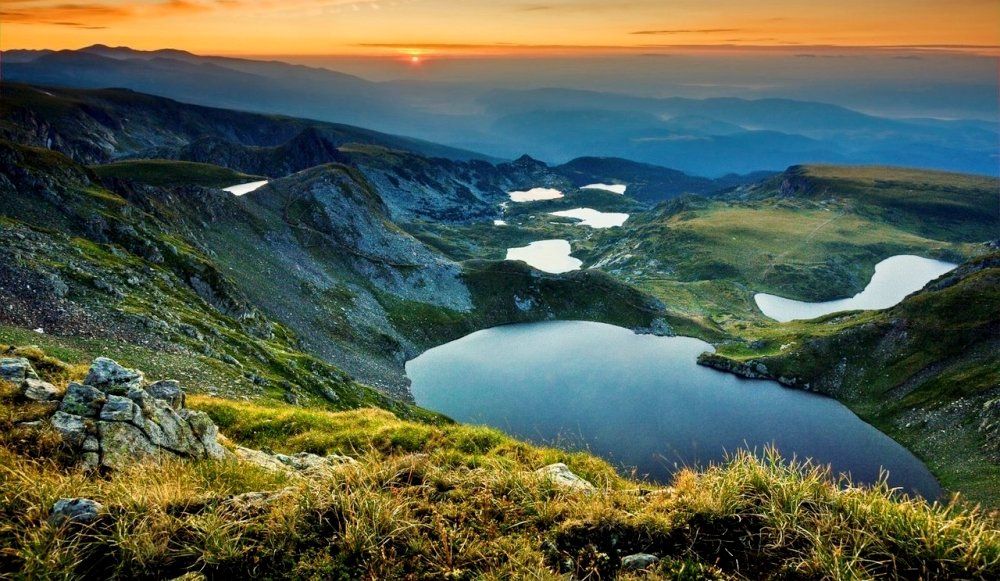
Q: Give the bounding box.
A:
[407,321,940,498]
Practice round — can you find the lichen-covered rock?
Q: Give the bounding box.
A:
[180,409,227,459]
[60,382,107,417]
[50,411,87,448]
[234,446,289,472]
[0,357,38,383]
[23,378,59,401]
[536,463,596,492]
[99,394,142,423]
[98,420,163,469]
[274,451,356,477]
[49,498,104,526]
[83,357,143,394]
[147,379,184,410]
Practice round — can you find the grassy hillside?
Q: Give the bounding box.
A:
[701,253,1000,505]
[417,164,994,342]
[2,348,998,579]
[90,159,264,189]
[573,165,995,338]
[769,165,998,242]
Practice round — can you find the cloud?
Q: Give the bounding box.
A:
[49,21,110,29]
[631,28,741,35]
[1,0,210,26]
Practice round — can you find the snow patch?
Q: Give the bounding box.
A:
[223,180,269,196]
[508,187,564,203]
[581,183,627,195]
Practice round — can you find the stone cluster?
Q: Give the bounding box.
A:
[6,356,227,470]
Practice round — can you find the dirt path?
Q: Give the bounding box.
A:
[760,211,844,281]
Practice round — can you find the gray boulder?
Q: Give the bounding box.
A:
[536,463,596,492]
[180,409,227,460]
[98,420,162,469]
[99,394,142,423]
[23,378,59,402]
[83,357,143,394]
[147,380,184,410]
[0,357,38,383]
[49,497,104,526]
[43,358,228,470]
[50,411,87,448]
[621,553,660,571]
[60,383,107,418]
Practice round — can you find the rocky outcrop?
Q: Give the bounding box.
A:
[635,318,674,337]
[83,357,144,394]
[42,358,227,470]
[979,397,1000,459]
[696,352,809,389]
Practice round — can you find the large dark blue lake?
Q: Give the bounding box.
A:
[406,320,940,498]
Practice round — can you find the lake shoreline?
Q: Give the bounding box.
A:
[407,320,941,499]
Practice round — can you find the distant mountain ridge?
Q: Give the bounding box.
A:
[4,45,996,177]
[0,83,759,215]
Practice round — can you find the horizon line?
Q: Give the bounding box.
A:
[3,42,999,59]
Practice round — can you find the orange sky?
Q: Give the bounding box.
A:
[2,0,999,57]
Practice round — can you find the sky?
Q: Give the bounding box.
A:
[3,0,999,57]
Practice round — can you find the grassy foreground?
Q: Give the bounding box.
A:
[2,349,998,579]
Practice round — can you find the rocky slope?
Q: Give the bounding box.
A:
[0,125,667,397]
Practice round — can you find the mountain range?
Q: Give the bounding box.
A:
[4,45,998,177]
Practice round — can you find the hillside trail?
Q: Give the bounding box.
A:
[760,210,845,282]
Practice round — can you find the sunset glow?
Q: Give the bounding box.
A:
[2,1,998,57]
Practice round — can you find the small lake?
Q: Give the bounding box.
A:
[506,240,582,273]
[756,255,957,322]
[550,208,629,228]
[407,321,940,498]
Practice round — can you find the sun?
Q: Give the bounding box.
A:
[409,55,422,64]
